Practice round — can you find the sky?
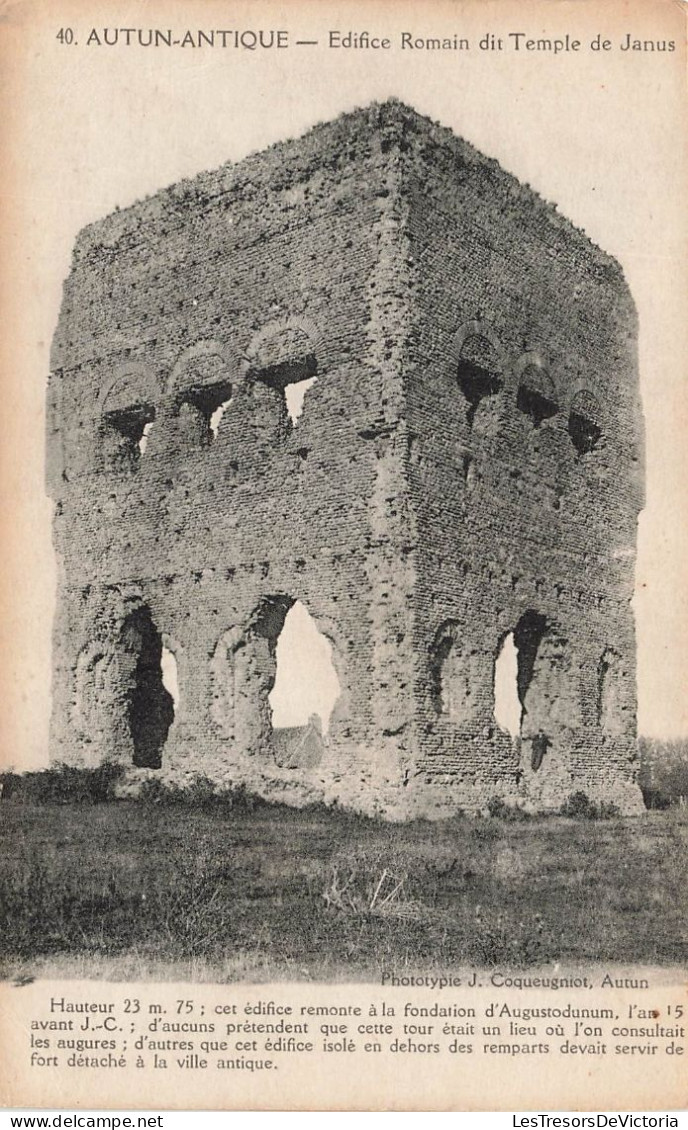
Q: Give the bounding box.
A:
[1,0,686,767]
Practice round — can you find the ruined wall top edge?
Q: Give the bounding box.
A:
[68,98,627,288]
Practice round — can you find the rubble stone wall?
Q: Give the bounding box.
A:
[395,107,643,813]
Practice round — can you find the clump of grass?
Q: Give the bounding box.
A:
[0,762,124,805]
[318,844,562,966]
[486,796,533,821]
[0,852,241,961]
[472,820,503,843]
[322,848,415,919]
[138,774,267,812]
[560,791,620,820]
[470,905,560,966]
[137,773,322,814]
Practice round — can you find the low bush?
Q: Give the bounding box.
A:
[0,764,274,813]
[486,796,532,821]
[138,774,269,813]
[560,791,620,820]
[0,762,124,805]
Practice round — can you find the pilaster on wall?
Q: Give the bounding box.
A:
[361,119,418,789]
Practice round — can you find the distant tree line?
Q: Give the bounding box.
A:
[639,737,688,808]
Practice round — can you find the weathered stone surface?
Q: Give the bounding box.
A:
[47,100,645,817]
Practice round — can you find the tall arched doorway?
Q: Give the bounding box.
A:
[494,610,557,770]
[248,595,340,769]
[121,606,176,768]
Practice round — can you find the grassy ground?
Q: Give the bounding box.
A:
[1,797,686,981]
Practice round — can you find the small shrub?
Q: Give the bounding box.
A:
[185,775,220,808]
[560,791,619,820]
[88,761,126,801]
[486,796,532,821]
[0,772,21,800]
[598,800,621,819]
[216,782,265,814]
[640,787,671,811]
[560,791,596,818]
[138,777,180,805]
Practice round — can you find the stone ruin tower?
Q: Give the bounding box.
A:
[47,100,645,817]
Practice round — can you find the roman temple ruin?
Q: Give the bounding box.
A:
[46,100,645,816]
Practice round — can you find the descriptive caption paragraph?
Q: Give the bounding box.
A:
[52,27,677,55]
[26,987,686,1074]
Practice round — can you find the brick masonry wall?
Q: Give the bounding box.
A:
[47,100,645,817]
[390,105,644,815]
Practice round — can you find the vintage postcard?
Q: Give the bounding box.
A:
[0,0,686,1112]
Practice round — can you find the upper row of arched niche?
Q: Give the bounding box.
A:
[449,320,612,457]
[93,320,321,473]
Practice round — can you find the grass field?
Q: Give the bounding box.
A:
[1,791,687,981]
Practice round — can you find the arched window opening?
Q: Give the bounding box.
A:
[101,368,158,473]
[250,324,318,429]
[139,420,155,455]
[267,599,340,768]
[493,611,549,743]
[569,390,602,455]
[513,610,548,705]
[285,377,318,424]
[121,607,175,768]
[178,379,233,444]
[457,334,503,425]
[161,645,179,712]
[209,401,230,437]
[171,349,235,445]
[269,601,339,732]
[493,632,521,738]
[104,403,155,471]
[258,358,318,428]
[517,366,558,427]
[597,647,626,735]
[429,622,477,723]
